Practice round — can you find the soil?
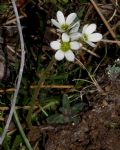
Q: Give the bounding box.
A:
[45,80,120,150]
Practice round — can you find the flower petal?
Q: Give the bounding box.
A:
[65,50,75,61]
[55,50,64,60]
[57,11,65,25]
[84,24,97,34]
[82,24,89,34]
[62,33,70,42]
[66,13,77,25]
[88,33,102,42]
[86,41,96,47]
[70,32,81,41]
[51,19,60,28]
[70,41,81,50]
[50,41,61,50]
[70,21,80,33]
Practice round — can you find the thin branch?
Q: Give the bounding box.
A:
[101,39,120,44]
[82,46,99,57]
[90,0,119,46]
[108,0,118,22]
[0,84,74,93]
[0,0,25,145]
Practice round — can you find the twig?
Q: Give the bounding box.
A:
[90,0,118,45]
[0,84,74,93]
[110,0,120,13]
[0,0,25,145]
[108,0,118,22]
[0,106,39,111]
[101,39,120,44]
[82,46,99,57]
[30,84,74,89]
[5,16,24,25]
[108,9,117,23]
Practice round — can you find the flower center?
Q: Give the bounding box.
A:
[61,24,69,31]
[81,34,88,42]
[61,42,70,52]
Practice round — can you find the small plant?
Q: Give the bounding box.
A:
[50,10,103,62]
[106,58,120,81]
[47,94,85,124]
[0,3,9,13]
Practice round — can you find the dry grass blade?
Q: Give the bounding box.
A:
[82,47,100,57]
[0,84,74,93]
[101,39,120,44]
[0,0,25,145]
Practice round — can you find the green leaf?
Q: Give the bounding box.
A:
[0,127,11,150]
[71,103,85,114]
[79,0,88,3]
[42,98,60,110]
[47,114,64,124]
[11,135,23,150]
[62,94,70,109]
[0,3,9,13]
[62,0,68,3]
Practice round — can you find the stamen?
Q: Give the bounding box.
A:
[61,42,70,52]
[61,24,69,31]
[81,34,88,42]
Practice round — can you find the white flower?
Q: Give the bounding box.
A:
[50,33,82,61]
[51,11,79,33]
[79,24,102,47]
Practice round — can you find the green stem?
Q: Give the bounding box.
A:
[75,58,103,93]
[27,57,55,127]
[13,110,33,150]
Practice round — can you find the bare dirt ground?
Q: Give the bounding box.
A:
[45,80,120,150]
